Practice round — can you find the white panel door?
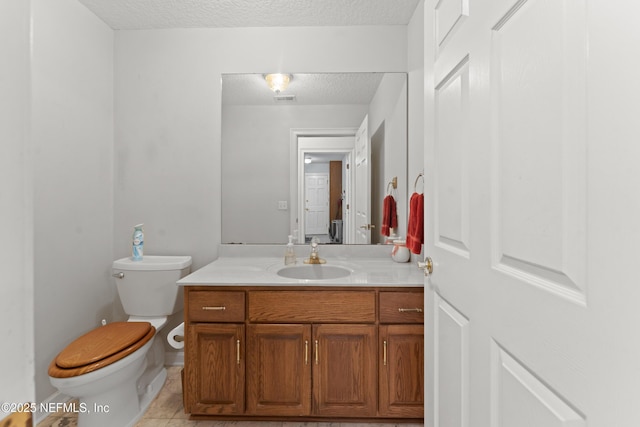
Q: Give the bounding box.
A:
[425,0,640,426]
[354,115,371,244]
[305,173,329,235]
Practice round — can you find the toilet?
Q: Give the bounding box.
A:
[48,255,192,427]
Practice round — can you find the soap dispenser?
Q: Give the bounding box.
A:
[284,235,296,265]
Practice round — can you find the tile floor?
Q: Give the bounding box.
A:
[38,366,423,427]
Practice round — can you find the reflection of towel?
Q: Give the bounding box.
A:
[381,195,397,236]
[406,192,424,254]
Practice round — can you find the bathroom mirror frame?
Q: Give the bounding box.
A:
[221,72,408,245]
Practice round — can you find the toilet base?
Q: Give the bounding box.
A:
[76,366,167,427]
[138,367,168,420]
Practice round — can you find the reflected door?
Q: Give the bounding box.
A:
[305,173,329,236]
[354,116,371,244]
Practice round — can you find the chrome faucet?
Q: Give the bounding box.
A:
[304,236,326,264]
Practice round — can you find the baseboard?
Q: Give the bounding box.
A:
[33,390,72,425]
[164,350,184,366]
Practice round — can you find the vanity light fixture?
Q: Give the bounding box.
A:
[304,156,312,164]
[264,73,292,93]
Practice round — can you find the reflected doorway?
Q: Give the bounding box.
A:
[303,156,346,244]
[292,131,356,244]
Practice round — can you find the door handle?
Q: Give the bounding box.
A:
[359,224,375,230]
[417,256,433,276]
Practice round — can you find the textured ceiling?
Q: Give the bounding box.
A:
[77,0,421,30]
[77,1,417,105]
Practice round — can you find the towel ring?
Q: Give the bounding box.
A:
[386,177,398,195]
[413,172,424,192]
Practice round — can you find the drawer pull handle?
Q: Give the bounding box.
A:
[315,340,319,365]
[202,306,226,311]
[305,340,309,365]
[383,340,387,366]
[398,308,423,313]
[236,339,240,365]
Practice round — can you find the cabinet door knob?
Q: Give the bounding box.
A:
[236,339,240,365]
[315,340,319,365]
[305,340,309,365]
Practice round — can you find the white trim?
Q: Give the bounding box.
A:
[289,128,357,244]
[34,391,72,425]
[164,351,184,366]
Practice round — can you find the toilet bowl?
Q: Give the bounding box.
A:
[48,255,191,427]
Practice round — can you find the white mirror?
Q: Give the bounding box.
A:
[222,72,407,244]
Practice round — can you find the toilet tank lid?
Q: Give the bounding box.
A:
[113,255,192,271]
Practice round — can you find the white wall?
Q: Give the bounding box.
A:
[222,104,367,243]
[407,0,425,259]
[0,0,35,413]
[368,73,409,239]
[31,0,114,403]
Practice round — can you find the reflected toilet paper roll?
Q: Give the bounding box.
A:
[167,322,185,349]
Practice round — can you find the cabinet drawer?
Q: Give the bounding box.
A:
[187,290,245,322]
[379,291,424,323]
[248,290,375,323]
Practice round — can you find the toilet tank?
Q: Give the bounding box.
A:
[112,256,192,317]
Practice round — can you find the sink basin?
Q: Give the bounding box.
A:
[277,265,352,280]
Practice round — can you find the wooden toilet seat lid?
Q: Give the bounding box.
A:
[55,322,153,368]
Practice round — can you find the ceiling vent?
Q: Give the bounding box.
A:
[273,94,297,102]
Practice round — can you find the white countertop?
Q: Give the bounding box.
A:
[177,256,424,287]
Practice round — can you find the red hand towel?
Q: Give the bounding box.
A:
[381,195,398,236]
[406,192,424,254]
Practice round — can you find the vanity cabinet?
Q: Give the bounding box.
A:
[184,291,245,415]
[312,323,377,417]
[186,323,244,415]
[247,290,377,417]
[245,322,377,417]
[246,323,311,416]
[378,291,424,418]
[183,286,423,422]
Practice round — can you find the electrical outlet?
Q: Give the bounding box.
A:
[278,201,288,210]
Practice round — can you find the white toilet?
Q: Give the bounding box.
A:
[48,255,192,427]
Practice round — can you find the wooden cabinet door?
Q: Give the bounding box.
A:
[185,323,245,415]
[246,324,312,416]
[312,324,377,417]
[379,324,424,417]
